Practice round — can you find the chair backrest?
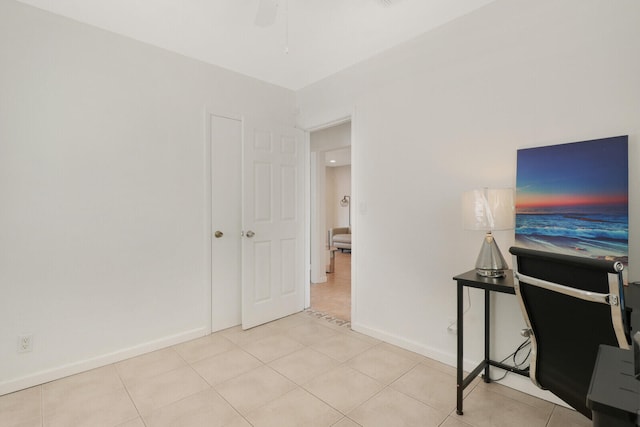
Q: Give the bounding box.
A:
[509,246,629,419]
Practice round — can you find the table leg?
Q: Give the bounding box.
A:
[456,281,464,415]
[484,289,491,382]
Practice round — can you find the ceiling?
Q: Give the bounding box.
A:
[325,147,351,167]
[16,0,495,90]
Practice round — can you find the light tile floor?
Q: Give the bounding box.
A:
[1,312,591,427]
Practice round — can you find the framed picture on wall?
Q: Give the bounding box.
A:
[515,136,629,267]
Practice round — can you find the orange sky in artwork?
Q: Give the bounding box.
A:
[516,193,628,208]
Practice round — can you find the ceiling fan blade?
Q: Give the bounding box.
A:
[255,0,278,27]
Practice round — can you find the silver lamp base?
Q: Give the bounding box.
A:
[475,232,508,278]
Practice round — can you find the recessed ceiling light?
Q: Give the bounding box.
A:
[329,160,336,163]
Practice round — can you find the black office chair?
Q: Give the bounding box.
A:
[509,246,630,419]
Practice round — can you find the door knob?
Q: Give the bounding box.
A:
[246,230,255,238]
[214,230,223,238]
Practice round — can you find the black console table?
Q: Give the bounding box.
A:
[586,283,640,426]
[587,345,639,427]
[453,270,529,415]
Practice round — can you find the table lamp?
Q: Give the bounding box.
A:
[462,188,515,277]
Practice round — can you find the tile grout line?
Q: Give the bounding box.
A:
[114,358,147,426]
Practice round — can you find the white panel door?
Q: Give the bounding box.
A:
[242,118,305,329]
[210,114,242,332]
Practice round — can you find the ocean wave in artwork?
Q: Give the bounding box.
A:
[515,212,628,263]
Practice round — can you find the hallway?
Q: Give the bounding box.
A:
[310,251,351,322]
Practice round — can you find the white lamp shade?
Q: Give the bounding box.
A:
[462,188,515,231]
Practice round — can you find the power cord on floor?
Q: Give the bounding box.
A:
[489,338,531,382]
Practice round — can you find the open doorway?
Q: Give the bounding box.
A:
[309,121,351,322]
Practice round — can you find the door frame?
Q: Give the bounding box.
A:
[305,113,356,324]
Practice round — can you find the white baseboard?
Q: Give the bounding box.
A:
[352,321,453,362]
[0,327,207,396]
[351,321,568,408]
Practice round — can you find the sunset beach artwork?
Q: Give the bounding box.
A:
[515,136,628,265]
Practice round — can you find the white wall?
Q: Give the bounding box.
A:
[0,0,296,394]
[297,0,640,401]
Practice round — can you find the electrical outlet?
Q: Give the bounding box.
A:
[17,334,33,353]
